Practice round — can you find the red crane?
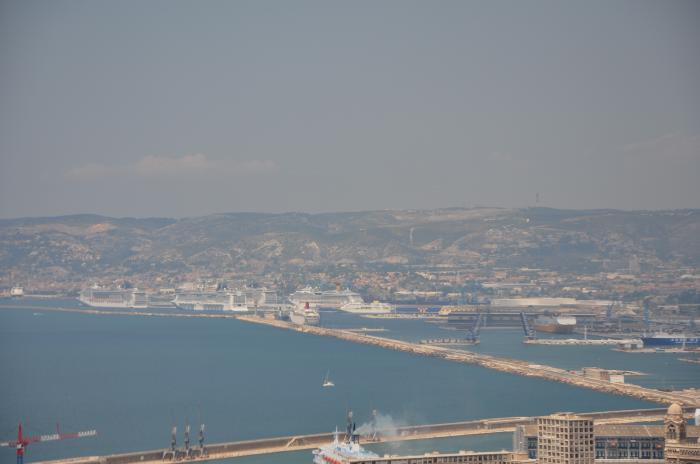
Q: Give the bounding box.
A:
[1,422,97,464]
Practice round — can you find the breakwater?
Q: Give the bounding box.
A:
[236,316,700,407]
[34,409,676,464]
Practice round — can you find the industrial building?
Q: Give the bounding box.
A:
[513,405,700,464]
[350,405,700,464]
[535,414,595,464]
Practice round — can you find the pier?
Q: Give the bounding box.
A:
[3,305,698,406]
[524,338,641,346]
[34,409,683,464]
[419,338,479,346]
[236,316,700,407]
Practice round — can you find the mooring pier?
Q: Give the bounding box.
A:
[33,408,682,464]
[235,315,700,407]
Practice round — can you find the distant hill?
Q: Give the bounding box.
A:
[1,208,699,286]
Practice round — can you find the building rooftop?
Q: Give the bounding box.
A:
[523,424,700,438]
[667,403,683,416]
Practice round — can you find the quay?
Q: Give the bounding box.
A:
[236,316,700,407]
[419,338,479,346]
[524,338,641,346]
[345,328,388,333]
[33,408,682,464]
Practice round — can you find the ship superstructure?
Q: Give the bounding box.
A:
[339,300,393,315]
[173,290,248,312]
[79,286,147,308]
[533,315,576,334]
[289,302,320,326]
[312,412,377,464]
[244,287,280,307]
[289,287,363,309]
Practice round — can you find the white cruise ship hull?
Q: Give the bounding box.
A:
[289,311,320,326]
[338,302,394,315]
[78,297,132,308]
[174,302,248,312]
[78,300,148,309]
[339,308,392,315]
[78,289,148,309]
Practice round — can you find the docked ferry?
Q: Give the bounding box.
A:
[641,334,700,347]
[79,286,148,308]
[312,412,377,464]
[289,302,320,326]
[173,291,248,312]
[339,301,393,315]
[289,287,363,308]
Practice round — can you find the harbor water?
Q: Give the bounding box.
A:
[0,299,687,464]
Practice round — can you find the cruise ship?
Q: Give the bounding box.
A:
[173,291,248,312]
[244,287,280,307]
[312,412,377,464]
[289,302,321,326]
[289,287,363,308]
[79,286,148,308]
[339,300,393,315]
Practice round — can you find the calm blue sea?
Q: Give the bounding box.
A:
[0,299,685,464]
[319,311,700,389]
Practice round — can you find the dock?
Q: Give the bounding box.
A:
[34,408,681,464]
[524,338,641,346]
[5,305,699,407]
[419,338,479,346]
[345,328,388,333]
[236,315,700,407]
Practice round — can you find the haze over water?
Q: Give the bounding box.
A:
[0,300,662,464]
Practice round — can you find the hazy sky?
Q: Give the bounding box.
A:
[1,0,699,218]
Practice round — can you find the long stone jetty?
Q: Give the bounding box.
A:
[236,316,700,407]
[34,408,679,464]
[4,305,697,406]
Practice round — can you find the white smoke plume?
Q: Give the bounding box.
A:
[355,412,406,439]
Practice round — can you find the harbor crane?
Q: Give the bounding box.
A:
[162,423,206,460]
[198,424,206,455]
[1,423,97,464]
[162,425,177,460]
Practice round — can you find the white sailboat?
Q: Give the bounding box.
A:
[322,370,335,388]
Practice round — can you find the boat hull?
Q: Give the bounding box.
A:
[289,312,320,326]
[338,308,393,315]
[641,336,700,347]
[174,302,248,312]
[534,323,575,334]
